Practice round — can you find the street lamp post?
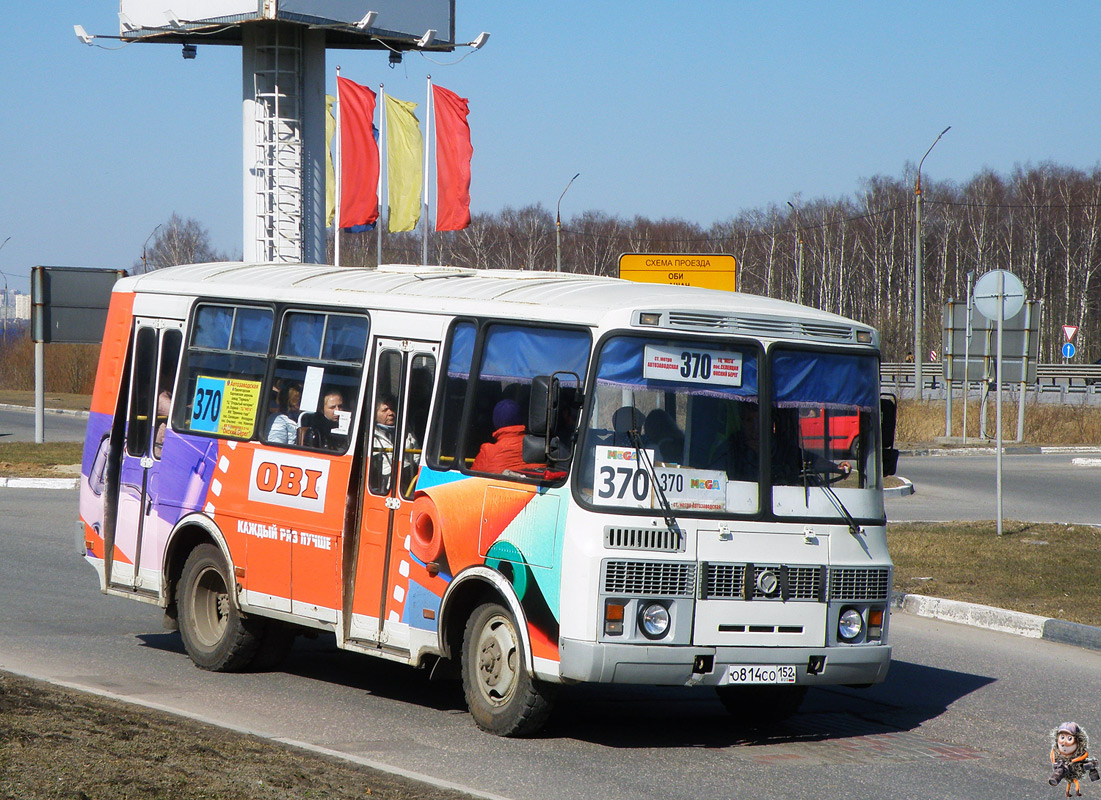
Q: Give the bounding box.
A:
[786,201,803,304]
[142,224,163,273]
[556,173,580,273]
[914,125,950,401]
[0,237,11,344]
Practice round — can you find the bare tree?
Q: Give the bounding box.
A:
[138,213,229,272]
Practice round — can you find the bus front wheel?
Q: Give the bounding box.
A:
[178,543,260,671]
[461,602,553,736]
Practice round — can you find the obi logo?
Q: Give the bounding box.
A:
[248,450,329,512]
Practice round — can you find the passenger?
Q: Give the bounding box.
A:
[372,393,419,492]
[266,382,303,445]
[472,399,545,474]
[298,389,346,450]
[153,388,173,458]
[644,408,684,464]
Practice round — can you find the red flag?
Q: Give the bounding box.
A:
[432,84,472,231]
[338,77,379,228]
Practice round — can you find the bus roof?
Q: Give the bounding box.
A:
[118,262,875,344]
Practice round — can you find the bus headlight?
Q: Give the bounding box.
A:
[638,602,671,639]
[838,607,863,641]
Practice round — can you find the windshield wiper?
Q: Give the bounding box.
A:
[801,454,862,538]
[628,429,681,537]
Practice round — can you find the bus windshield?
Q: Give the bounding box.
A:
[578,336,883,521]
[770,347,883,521]
[578,335,763,515]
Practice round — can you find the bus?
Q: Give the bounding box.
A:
[78,262,898,736]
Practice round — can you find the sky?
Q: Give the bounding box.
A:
[1,2,1099,294]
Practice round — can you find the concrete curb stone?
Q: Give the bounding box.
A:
[892,592,1101,652]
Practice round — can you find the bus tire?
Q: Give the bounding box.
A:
[715,684,807,724]
[178,543,260,672]
[461,602,553,737]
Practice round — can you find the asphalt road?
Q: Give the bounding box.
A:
[2,487,1098,799]
[0,406,88,443]
[887,451,1101,524]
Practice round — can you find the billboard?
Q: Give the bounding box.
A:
[117,0,456,46]
[32,267,126,345]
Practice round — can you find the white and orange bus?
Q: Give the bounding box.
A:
[79,262,897,736]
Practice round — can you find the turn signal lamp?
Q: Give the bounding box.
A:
[638,312,661,326]
[868,608,884,640]
[604,601,625,635]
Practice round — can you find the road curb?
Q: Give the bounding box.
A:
[884,477,914,497]
[0,402,89,418]
[892,592,1101,652]
[0,477,79,490]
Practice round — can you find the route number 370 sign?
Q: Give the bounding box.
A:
[643,344,742,387]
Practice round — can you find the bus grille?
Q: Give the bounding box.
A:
[829,567,891,601]
[701,563,822,601]
[602,560,696,598]
[604,526,684,553]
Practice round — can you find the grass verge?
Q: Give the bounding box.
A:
[0,441,84,478]
[0,390,91,412]
[888,520,1101,625]
[0,672,467,800]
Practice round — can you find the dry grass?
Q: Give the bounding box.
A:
[0,441,84,477]
[896,399,1101,446]
[889,521,1101,624]
[0,389,91,412]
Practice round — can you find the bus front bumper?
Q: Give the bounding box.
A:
[558,638,891,687]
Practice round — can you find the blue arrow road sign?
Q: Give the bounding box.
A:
[1062,342,1076,359]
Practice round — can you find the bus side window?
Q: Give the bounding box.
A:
[427,321,475,470]
[125,327,158,457]
[266,311,369,453]
[153,329,182,459]
[399,354,436,499]
[175,303,273,440]
[368,351,403,494]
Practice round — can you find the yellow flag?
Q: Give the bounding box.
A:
[324,95,336,227]
[384,94,423,232]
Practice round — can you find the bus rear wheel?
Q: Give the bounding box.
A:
[461,602,553,736]
[178,543,260,672]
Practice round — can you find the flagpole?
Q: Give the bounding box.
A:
[377,83,385,269]
[334,67,342,267]
[422,74,432,266]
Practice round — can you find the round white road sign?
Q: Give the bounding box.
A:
[973,269,1025,320]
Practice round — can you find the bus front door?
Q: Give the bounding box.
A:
[109,320,182,592]
[348,339,437,652]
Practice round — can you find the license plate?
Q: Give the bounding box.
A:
[726,665,797,684]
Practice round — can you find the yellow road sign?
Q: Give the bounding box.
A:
[618,253,737,292]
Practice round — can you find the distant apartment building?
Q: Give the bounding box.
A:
[2,290,31,321]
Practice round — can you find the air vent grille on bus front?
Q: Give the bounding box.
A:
[602,560,697,598]
[829,567,891,601]
[664,312,855,343]
[702,563,822,601]
[604,526,684,553]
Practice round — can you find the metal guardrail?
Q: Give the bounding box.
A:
[881,362,1101,386]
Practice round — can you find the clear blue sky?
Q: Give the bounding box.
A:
[1,2,1098,294]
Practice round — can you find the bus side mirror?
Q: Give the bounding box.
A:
[880,393,899,477]
[524,373,581,465]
